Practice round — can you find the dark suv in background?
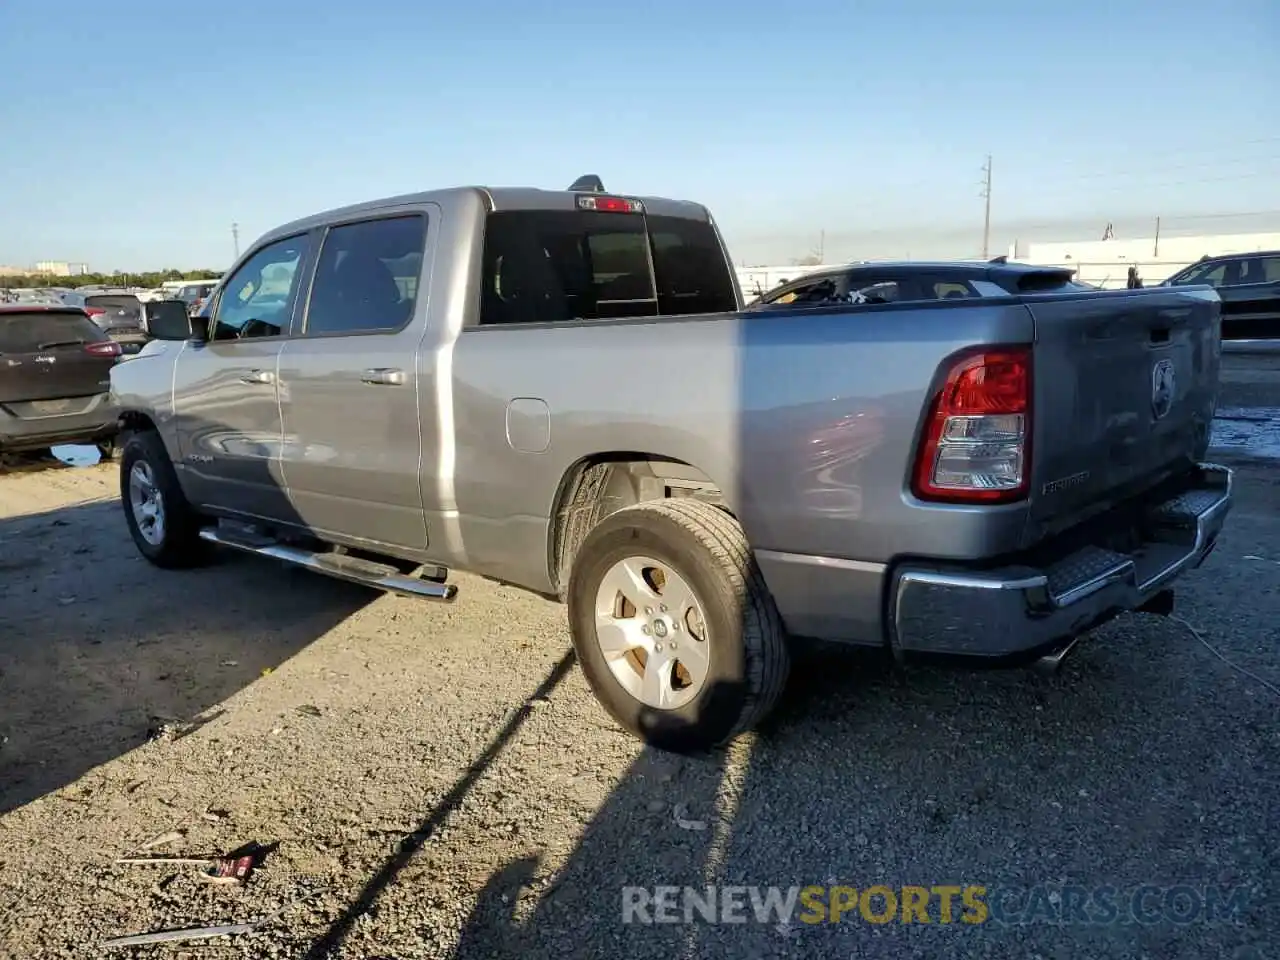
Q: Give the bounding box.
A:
[1162,251,1280,340]
[0,305,121,459]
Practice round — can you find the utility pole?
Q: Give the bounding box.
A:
[979,155,993,260]
[1153,216,1161,257]
[231,222,240,259]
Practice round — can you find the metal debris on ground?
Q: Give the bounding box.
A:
[99,884,330,950]
[139,829,186,850]
[101,921,261,949]
[672,803,707,831]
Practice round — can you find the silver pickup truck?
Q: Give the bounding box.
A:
[110,177,1233,751]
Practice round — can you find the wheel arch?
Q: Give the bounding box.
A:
[547,452,730,596]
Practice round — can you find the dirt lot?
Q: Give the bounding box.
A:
[1,364,1278,958]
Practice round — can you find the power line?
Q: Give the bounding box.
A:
[1006,135,1280,171]
[1044,154,1280,183]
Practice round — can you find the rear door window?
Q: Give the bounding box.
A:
[932,281,978,299]
[848,279,901,304]
[764,276,841,305]
[478,210,736,326]
[304,214,427,336]
[0,310,107,353]
[1237,258,1267,284]
[1172,261,1230,287]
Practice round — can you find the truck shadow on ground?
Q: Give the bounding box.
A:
[299,582,1271,959]
[0,498,373,815]
[437,628,1270,959]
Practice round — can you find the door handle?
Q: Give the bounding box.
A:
[361,368,406,386]
[240,369,275,385]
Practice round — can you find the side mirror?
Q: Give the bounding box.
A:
[144,300,205,341]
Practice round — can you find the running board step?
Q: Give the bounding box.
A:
[197,528,457,601]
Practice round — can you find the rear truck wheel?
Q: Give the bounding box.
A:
[120,430,210,569]
[566,498,790,753]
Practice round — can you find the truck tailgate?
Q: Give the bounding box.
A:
[1026,287,1220,539]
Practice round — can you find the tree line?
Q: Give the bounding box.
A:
[1,268,222,290]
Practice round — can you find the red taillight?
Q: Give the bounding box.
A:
[576,194,644,213]
[85,340,122,358]
[84,306,106,317]
[912,346,1032,504]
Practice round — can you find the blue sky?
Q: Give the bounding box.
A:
[1,0,1276,271]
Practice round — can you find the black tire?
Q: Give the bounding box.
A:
[120,430,211,569]
[96,439,119,462]
[566,498,790,752]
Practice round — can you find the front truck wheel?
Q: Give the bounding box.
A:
[120,430,211,569]
[566,498,790,752]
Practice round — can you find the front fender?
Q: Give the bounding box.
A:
[110,340,183,461]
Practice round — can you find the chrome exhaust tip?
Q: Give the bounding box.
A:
[1033,636,1083,676]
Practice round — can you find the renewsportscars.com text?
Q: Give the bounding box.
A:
[621,883,1250,927]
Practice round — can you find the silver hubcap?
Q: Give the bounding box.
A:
[593,556,710,710]
[129,461,166,546]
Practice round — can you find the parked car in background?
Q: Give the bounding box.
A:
[747,258,1099,307]
[9,289,66,307]
[111,177,1230,752]
[1161,251,1280,340]
[166,281,219,316]
[82,294,148,353]
[0,305,121,459]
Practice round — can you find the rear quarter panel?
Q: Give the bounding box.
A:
[736,299,1036,562]
[448,299,1037,598]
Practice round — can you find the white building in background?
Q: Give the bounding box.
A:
[1018,231,1280,288]
[32,261,90,277]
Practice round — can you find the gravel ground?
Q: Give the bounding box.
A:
[1,362,1277,959]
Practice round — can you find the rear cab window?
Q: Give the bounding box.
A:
[0,310,108,353]
[477,208,736,326]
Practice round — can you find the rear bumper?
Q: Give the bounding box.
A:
[0,393,118,452]
[889,463,1232,660]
